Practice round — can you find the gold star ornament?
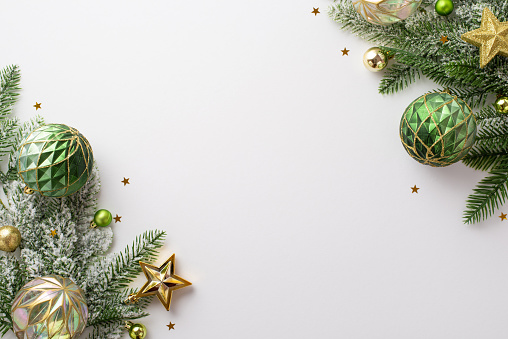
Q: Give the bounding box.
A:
[33,102,41,110]
[167,322,175,331]
[440,35,448,44]
[133,254,191,311]
[500,212,507,221]
[341,48,350,56]
[312,7,320,16]
[121,177,130,186]
[461,8,508,68]
[411,185,419,193]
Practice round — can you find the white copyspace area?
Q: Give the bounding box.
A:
[1,1,507,338]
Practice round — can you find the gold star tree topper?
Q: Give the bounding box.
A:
[461,8,508,68]
[135,254,191,310]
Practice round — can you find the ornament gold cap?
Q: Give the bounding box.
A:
[125,321,134,330]
[24,186,34,195]
[124,293,140,304]
[90,220,97,228]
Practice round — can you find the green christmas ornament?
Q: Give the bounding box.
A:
[17,124,93,198]
[494,96,508,114]
[400,92,476,167]
[91,209,112,228]
[435,0,454,16]
[125,321,147,339]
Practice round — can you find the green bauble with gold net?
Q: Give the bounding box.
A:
[400,92,477,167]
[17,124,94,197]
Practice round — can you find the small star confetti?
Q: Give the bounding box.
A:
[167,322,175,331]
[312,7,320,16]
[121,177,130,186]
[440,35,448,44]
[500,212,507,221]
[341,48,350,56]
[114,214,122,223]
[34,102,41,110]
[411,185,420,193]
[50,230,57,237]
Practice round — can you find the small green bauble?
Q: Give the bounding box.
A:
[494,96,508,114]
[17,124,93,198]
[126,321,147,339]
[435,0,454,16]
[91,209,112,228]
[400,92,477,167]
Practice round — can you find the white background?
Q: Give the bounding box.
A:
[2,1,508,338]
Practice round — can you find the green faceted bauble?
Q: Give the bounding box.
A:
[11,275,88,339]
[17,124,93,198]
[400,92,477,167]
[93,209,112,227]
[435,0,454,16]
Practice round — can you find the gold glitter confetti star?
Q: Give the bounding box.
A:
[312,7,320,16]
[114,214,122,223]
[135,254,191,311]
[500,212,507,221]
[34,102,41,110]
[50,230,57,237]
[121,177,130,186]
[461,7,508,68]
[411,185,420,193]
[440,35,448,44]
[341,48,350,56]
[167,322,175,331]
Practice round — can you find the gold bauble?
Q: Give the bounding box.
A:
[352,0,422,26]
[494,96,508,114]
[126,321,147,339]
[11,275,88,339]
[363,47,388,72]
[0,226,21,252]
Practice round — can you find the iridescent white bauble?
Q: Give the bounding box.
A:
[11,275,88,339]
[352,0,422,26]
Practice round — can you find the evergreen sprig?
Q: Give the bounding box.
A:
[330,0,508,223]
[0,65,169,338]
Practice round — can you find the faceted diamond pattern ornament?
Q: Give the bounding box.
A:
[352,0,422,26]
[17,124,93,198]
[11,275,88,339]
[400,92,477,167]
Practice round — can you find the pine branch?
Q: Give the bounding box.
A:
[379,62,420,94]
[463,160,508,223]
[83,230,166,301]
[0,65,21,119]
[0,253,26,335]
